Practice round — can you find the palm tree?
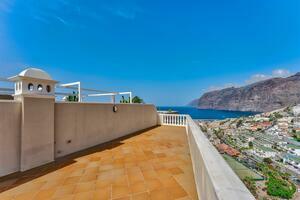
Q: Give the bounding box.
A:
[119,95,144,104]
[65,91,78,102]
[120,96,129,103]
[132,96,144,104]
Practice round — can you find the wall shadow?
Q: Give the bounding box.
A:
[0,125,159,193]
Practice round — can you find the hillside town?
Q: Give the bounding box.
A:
[199,105,300,200]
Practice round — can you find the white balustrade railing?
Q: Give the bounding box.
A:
[159,114,187,126]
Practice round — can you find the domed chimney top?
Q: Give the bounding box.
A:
[10,68,56,82]
[9,67,57,98]
[18,68,52,80]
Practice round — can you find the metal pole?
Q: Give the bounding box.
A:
[129,92,132,104]
[78,82,81,102]
[111,95,116,104]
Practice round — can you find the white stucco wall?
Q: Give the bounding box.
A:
[20,97,55,171]
[54,103,158,157]
[186,116,255,200]
[0,100,157,177]
[0,101,21,176]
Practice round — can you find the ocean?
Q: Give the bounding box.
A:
[157,106,257,120]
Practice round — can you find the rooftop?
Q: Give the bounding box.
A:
[0,126,197,200]
[0,68,255,200]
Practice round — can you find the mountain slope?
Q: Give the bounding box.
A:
[190,73,300,112]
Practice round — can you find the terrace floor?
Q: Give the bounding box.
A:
[0,126,198,200]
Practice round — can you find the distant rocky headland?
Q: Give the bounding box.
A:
[189,72,300,112]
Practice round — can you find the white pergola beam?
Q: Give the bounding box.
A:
[119,92,132,103]
[88,93,117,97]
[58,81,132,104]
[88,91,132,104]
[57,81,82,102]
[58,81,81,87]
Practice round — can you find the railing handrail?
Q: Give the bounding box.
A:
[159,113,188,116]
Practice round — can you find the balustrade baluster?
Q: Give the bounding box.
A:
[158,113,188,127]
[180,115,182,125]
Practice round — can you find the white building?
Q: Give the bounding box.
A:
[250,148,276,158]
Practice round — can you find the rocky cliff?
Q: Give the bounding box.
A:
[190,73,300,112]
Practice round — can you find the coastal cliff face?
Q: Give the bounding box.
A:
[190,73,300,112]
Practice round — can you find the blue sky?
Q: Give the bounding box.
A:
[0,0,300,105]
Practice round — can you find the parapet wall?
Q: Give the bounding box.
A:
[0,101,21,176]
[0,100,157,177]
[54,103,157,157]
[186,116,255,200]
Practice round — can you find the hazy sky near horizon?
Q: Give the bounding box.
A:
[0,0,300,105]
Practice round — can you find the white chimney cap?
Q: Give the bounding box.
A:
[18,68,52,80]
[9,67,57,82]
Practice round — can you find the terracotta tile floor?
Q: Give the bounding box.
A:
[0,126,198,200]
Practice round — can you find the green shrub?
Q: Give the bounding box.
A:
[66,91,79,102]
[273,112,283,119]
[266,176,296,199]
[257,162,296,199]
[236,119,243,128]
[248,141,253,148]
[263,158,272,164]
